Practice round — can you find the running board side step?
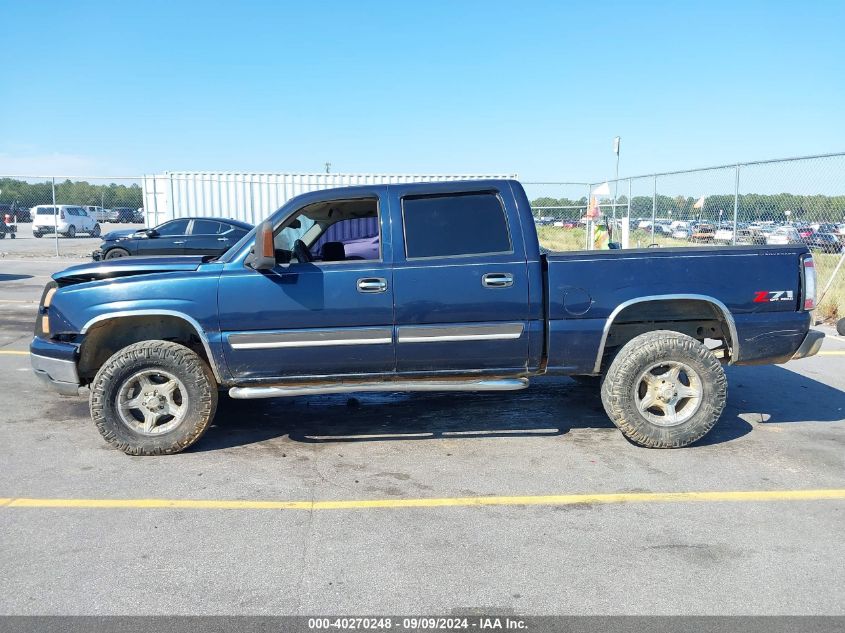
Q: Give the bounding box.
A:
[228,378,529,399]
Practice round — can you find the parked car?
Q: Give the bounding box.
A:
[713,226,734,244]
[805,233,843,254]
[690,224,716,242]
[82,206,112,222]
[111,207,142,223]
[766,227,802,245]
[31,205,101,238]
[92,217,252,260]
[31,179,822,455]
[0,203,30,222]
[671,228,690,240]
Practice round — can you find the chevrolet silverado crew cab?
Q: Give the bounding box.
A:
[30,179,823,455]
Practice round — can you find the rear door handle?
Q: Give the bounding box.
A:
[357,277,388,293]
[482,273,514,288]
[173,240,186,245]
[217,237,229,241]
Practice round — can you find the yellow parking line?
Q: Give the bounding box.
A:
[818,351,845,356]
[2,489,844,511]
[0,350,28,355]
[0,299,36,304]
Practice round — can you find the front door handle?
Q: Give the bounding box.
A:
[358,277,388,293]
[173,240,186,245]
[217,237,230,242]
[482,273,514,288]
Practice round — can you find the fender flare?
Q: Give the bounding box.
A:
[592,294,740,373]
[80,309,223,382]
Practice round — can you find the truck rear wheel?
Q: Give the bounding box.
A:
[600,330,727,448]
[90,340,218,455]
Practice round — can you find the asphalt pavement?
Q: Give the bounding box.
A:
[0,257,843,615]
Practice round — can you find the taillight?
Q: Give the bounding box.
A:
[801,255,816,310]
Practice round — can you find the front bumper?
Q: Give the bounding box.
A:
[30,337,81,396]
[791,329,825,360]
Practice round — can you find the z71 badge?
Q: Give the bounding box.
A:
[754,290,794,303]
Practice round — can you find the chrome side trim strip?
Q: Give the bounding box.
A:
[228,328,393,350]
[591,294,740,374]
[79,310,223,382]
[397,323,524,344]
[229,378,529,399]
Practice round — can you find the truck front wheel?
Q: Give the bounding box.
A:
[90,340,218,455]
[600,330,727,448]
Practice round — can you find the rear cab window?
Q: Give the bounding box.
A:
[401,192,512,259]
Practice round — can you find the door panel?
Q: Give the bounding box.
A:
[218,263,395,380]
[390,187,530,374]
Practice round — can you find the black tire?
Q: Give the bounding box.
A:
[91,224,101,237]
[837,318,845,337]
[66,225,76,238]
[104,247,130,259]
[90,340,218,455]
[33,231,42,238]
[9,233,15,239]
[0,232,4,239]
[600,330,727,448]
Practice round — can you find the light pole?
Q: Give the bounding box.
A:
[612,136,621,223]
[785,210,791,224]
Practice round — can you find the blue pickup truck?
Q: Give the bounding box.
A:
[30,179,823,454]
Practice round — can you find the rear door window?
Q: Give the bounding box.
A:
[401,192,511,259]
[191,220,224,235]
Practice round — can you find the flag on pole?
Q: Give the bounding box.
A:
[693,196,706,209]
[592,182,611,197]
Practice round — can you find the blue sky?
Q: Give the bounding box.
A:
[1,0,843,181]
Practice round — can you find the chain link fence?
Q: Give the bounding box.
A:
[0,176,143,256]
[530,153,845,321]
[1,154,843,320]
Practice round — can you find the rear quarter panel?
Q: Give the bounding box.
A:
[544,245,809,373]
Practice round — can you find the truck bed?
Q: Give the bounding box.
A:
[542,244,811,374]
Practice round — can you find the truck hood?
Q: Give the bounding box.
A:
[53,256,206,284]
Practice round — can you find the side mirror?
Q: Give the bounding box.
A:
[246,221,276,270]
[145,229,159,238]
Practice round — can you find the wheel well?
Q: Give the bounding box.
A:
[78,315,212,384]
[599,299,734,371]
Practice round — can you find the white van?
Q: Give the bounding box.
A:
[32,205,101,238]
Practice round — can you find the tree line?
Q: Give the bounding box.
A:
[0,178,143,209]
[531,193,845,223]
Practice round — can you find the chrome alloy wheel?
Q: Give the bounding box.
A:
[634,360,703,427]
[116,369,188,435]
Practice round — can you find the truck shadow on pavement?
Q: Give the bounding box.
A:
[0,274,33,282]
[724,364,845,424]
[191,367,845,451]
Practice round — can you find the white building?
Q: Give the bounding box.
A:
[141,172,515,226]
